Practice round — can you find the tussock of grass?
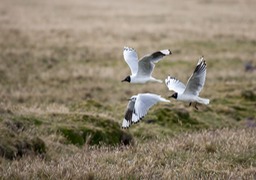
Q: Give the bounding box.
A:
[153,107,206,130]
[0,118,46,160]
[0,112,132,159]
[241,90,256,101]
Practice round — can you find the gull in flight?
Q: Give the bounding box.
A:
[165,56,210,109]
[122,93,170,128]
[122,47,172,83]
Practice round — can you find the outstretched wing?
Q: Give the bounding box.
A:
[183,56,207,96]
[122,97,136,128]
[132,93,170,124]
[123,47,139,75]
[165,76,186,94]
[137,49,171,77]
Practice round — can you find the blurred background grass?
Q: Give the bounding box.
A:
[0,0,256,178]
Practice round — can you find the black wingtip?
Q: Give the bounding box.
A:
[122,126,129,129]
[194,58,207,73]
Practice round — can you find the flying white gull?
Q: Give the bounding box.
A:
[122,93,170,128]
[165,56,210,109]
[122,47,172,83]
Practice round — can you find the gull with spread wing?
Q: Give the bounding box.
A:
[165,56,210,109]
[122,93,170,128]
[122,47,172,83]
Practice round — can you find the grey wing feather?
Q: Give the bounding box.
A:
[183,57,207,96]
[132,93,169,123]
[137,49,171,77]
[137,57,154,77]
[122,99,136,128]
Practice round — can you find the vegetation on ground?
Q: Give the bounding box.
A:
[0,0,255,179]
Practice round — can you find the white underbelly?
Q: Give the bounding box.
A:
[178,94,197,102]
[131,76,150,83]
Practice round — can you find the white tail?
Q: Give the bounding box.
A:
[150,77,163,83]
[159,97,171,103]
[197,97,210,105]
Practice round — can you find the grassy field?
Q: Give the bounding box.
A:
[0,0,256,179]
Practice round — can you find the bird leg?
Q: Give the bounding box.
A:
[194,103,199,110]
[189,102,192,107]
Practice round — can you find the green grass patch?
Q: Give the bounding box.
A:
[58,114,131,146]
[153,107,207,130]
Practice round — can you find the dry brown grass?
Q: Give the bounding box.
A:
[1,128,256,179]
[1,0,255,105]
[0,0,256,178]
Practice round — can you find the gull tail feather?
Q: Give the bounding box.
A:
[156,79,163,83]
[159,97,171,103]
[197,97,210,105]
[150,77,163,83]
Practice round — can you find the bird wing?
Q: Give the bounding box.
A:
[123,47,139,75]
[122,97,136,128]
[183,57,207,96]
[132,93,170,123]
[165,76,186,94]
[137,49,171,77]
